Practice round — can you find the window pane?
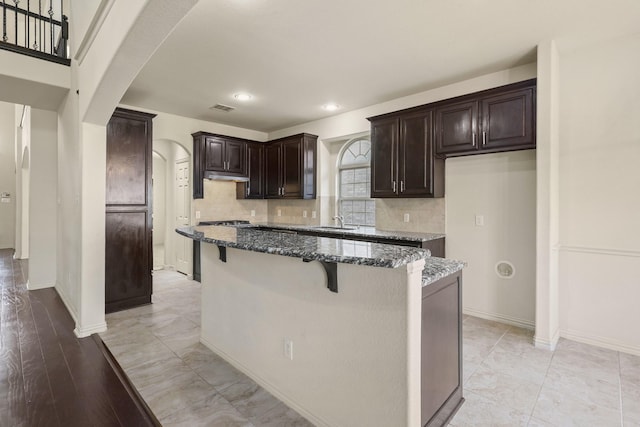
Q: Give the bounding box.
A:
[354,183,369,197]
[353,200,365,211]
[354,168,369,183]
[366,212,376,227]
[366,200,376,211]
[341,169,355,184]
[352,213,365,224]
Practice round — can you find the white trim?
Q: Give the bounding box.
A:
[55,284,78,324]
[560,328,640,357]
[74,0,115,65]
[26,280,55,290]
[74,321,108,338]
[534,330,559,351]
[557,245,640,258]
[201,336,331,427]
[463,307,535,330]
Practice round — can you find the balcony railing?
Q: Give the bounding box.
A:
[1,0,69,65]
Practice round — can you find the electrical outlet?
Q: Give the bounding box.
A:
[284,338,293,360]
[403,213,410,223]
[195,211,201,219]
[311,211,316,219]
[475,215,484,226]
[303,210,307,218]
[250,210,256,217]
[277,209,282,217]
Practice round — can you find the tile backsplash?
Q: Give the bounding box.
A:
[193,180,268,223]
[375,198,445,233]
[193,180,445,233]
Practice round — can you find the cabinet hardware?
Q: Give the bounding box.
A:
[246,186,250,197]
[392,181,397,192]
[472,133,476,147]
[482,132,486,146]
[401,181,405,193]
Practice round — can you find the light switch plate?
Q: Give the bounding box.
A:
[475,215,484,226]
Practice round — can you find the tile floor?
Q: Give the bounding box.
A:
[101,270,640,427]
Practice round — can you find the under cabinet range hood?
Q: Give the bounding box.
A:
[203,171,249,182]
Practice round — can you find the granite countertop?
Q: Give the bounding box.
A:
[421,257,466,286]
[177,225,429,268]
[240,223,445,242]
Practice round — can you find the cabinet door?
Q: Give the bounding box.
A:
[281,138,302,198]
[204,136,226,171]
[480,87,535,150]
[399,110,434,197]
[370,117,398,198]
[105,109,154,313]
[244,143,264,199]
[435,100,478,155]
[225,139,246,174]
[265,142,282,198]
[421,273,461,426]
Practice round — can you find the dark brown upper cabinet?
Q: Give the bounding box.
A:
[435,79,536,157]
[202,134,246,174]
[369,109,444,198]
[192,132,249,198]
[236,142,265,199]
[265,133,317,199]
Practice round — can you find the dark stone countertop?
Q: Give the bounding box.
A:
[178,224,464,285]
[421,257,466,286]
[178,225,429,268]
[238,223,445,242]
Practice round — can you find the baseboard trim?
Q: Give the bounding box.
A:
[74,321,108,338]
[200,337,331,427]
[534,329,559,351]
[26,280,55,290]
[463,307,535,330]
[55,284,78,325]
[560,328,640,357]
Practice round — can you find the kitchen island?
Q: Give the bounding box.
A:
[177,225,464,427]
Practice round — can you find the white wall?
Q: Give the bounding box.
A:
[152,152,166,245]
[56,90,82,325]
[0,102,16,249]
[557,33,640,355]
[15,105,30,259]
[28,108,58,289]
[447,151,536,328]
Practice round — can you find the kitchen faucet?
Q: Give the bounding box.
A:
[333,215,345,228]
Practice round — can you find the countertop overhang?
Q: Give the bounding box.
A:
[178,225,428,269]
[178,225,466,288]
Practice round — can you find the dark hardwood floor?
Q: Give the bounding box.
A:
[0,248,160,427]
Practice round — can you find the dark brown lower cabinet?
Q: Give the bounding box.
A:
[105,108,156,313]
[421,271,464,426]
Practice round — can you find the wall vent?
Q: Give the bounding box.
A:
[210,104,235,112]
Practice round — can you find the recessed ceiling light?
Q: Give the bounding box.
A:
[322,103,340,111]
[233,93,253,101]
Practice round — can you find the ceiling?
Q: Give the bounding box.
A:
[120,0,640,133]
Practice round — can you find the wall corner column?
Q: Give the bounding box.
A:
[75,122,107,337]
[535,40,561,350]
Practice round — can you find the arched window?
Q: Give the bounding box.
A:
[337,137,375,226]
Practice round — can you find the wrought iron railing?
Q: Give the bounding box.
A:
[1,0,69,65]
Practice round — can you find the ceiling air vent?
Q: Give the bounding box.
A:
[210,103,235,112]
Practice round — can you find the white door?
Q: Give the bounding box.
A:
[175,159,190,274]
